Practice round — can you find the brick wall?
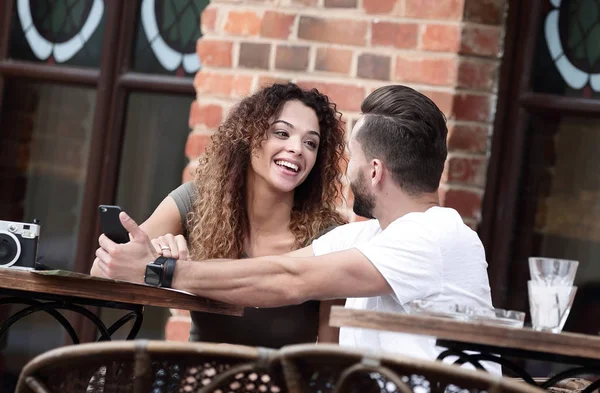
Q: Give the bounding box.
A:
[168,0,507,341]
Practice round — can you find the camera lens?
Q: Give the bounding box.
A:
[0,231,21,267]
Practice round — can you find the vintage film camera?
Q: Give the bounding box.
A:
[0,219,40,268]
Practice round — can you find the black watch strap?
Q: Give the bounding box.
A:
[154,256,169,266]
[162,258,177,288]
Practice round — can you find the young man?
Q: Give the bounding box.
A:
[92,85,493,360]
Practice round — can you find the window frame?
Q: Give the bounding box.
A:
[480,0,600,311]
[0,1,196,342]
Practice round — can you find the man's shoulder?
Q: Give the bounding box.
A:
[398,207,472,236]
[329,219,382,239]
[311,219,382,256]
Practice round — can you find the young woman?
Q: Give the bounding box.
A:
[139,83,347,347]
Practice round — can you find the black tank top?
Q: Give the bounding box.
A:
[189,301,320,347]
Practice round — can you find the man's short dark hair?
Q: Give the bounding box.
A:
[357,85,448,195]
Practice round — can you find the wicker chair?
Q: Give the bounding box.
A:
[15,340,282,393]
[16,341,549,393]
[278,344,548,393]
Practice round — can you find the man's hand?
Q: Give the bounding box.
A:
[91,212,158,284]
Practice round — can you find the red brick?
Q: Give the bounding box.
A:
[363,0,399,14]
[420,90,454,118]
[292,0,318,5]
[457,58,498,91]
[460,25,502,57]
[165,316,191,342]
[182,161,198,183]
[315,47,353,74]
[421,24,460,52]
[325,0,357,7]
[357,53,391,80]
[196,39,232,67]
[275,45,310,71]
[452,93,492,122]
[194,71,253,98]
[371,21,418,49]
[443,156,487,187]
[231,75,254,97]
[405,0,464,20]
[201,6,217,33]
[261,11,295,39]
[189,102,223,129]
[224,11,262,36]
[257,76,291,88]
[297,81,365,112]
[394,55,458,86]
[298,16,368,46]
[464,0,506,25]
[447,123,488,153]
[239,42,271,69]
[185,132,212,158]
[438,187,482,218]
[170,309,190,317]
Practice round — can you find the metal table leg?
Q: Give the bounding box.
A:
[0,292,144,343]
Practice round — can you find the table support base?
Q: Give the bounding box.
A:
[0,297,143,343]
[437,349,600,393]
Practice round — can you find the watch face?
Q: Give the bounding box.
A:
[144,264,162,286]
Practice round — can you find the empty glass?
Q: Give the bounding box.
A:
[528,280,577,333]
[529,257,579,286]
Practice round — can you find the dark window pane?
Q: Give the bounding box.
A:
[0,79,96,370]
[0,80,95,270]
[516,115,600,336]
[132,0,209,77]
[115,93,192,221]
[9,0,105,68]
[98,92,193,340]
[531,0,600,99]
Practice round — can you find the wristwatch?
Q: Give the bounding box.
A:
[144,256,176,287]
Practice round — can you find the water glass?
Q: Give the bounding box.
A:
[528,280,577,333]
[529,257,578,286]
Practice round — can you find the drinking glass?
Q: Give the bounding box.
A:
[528,280,577,333]
[528,257,578,286]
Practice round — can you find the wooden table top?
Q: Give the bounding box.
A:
[0,267,243,316]
[330,306,600,361]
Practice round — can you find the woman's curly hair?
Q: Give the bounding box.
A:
[187,83,347,260]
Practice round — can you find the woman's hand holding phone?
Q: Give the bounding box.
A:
[151,233,190,260]
[98,205,130,244]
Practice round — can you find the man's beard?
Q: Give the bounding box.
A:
[350,172,375,219]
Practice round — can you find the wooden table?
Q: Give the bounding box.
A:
[0,267,243,344]
[330,306,600,393]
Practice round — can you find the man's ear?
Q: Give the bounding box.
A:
[370,159,384,186]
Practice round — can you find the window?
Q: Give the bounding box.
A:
[0,0,207,370]
[481,0,600,334]
[531,0,600,98]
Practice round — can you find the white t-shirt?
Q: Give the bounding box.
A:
[312,206,494,362]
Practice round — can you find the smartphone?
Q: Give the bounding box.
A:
[98,205,130,244]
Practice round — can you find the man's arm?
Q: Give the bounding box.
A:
[93,212,391,308]
[284,245,314,257]
[171,249,391,307]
